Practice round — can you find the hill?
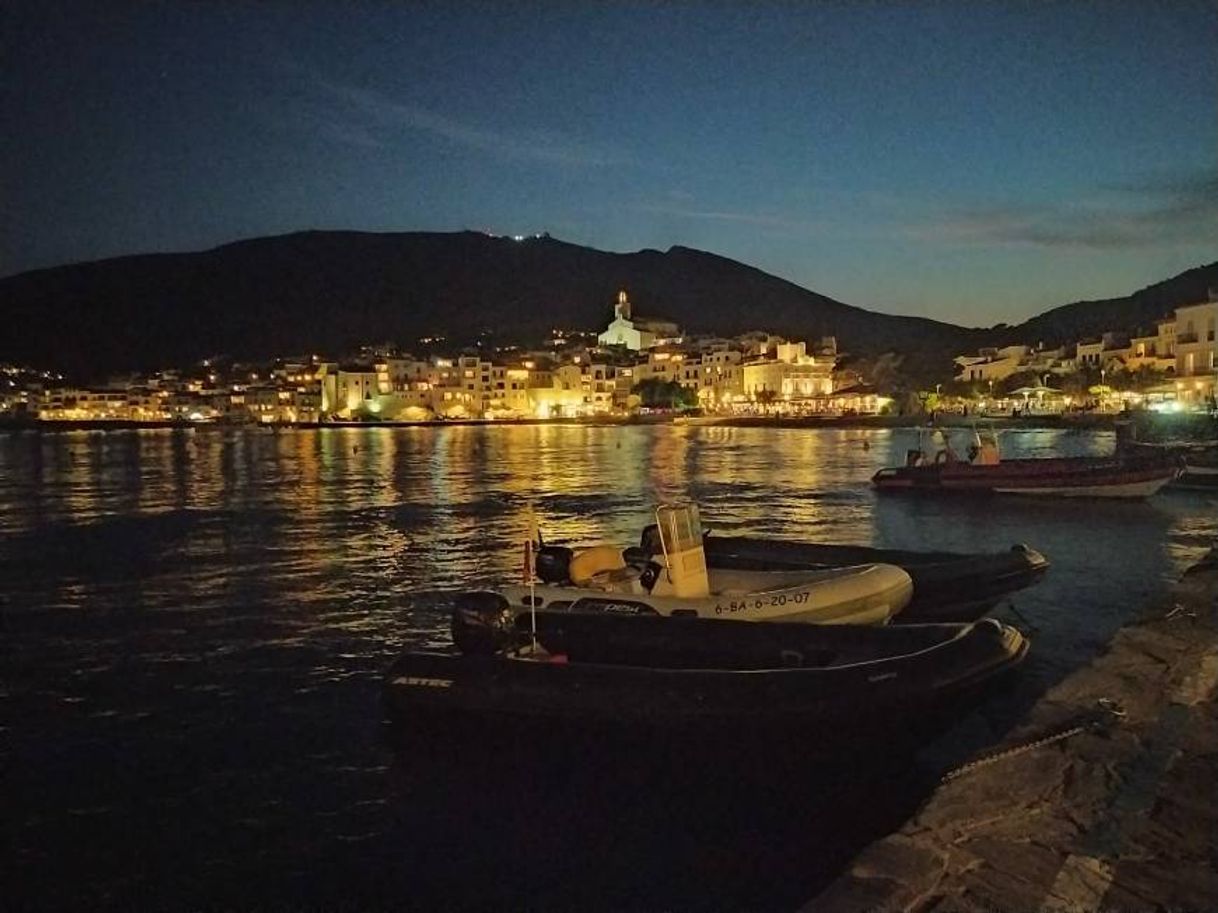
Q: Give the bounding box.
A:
[1,231,1213,383]
[0,231,983,380]
[1006,261,1218,346]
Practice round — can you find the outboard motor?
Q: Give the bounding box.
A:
[535,545,574,584]
[451,591,519,656]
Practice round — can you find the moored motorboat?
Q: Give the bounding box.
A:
[1124,441,1218,490]
[383,608,1030,739]
[666,533,1049,624]
[504,503,913,625]
[1178,454,1218,490]
[873,430,1179,498]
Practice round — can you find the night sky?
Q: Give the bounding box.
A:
[3,1,1215,326]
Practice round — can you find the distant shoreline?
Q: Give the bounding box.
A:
[0,412,1140,434]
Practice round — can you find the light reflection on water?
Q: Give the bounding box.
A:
[1,425,1215,909]
[3,423,1214,722]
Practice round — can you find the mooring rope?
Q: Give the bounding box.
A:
[941,698,1126,783]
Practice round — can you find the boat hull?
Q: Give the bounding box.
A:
[873,454,1179,498]
[499,562,913,625]
[1120,440,1218,491]
[1174,467,1218,490]
[696,536,1049,623]
[383,614,1029,741]
[992,476,1174,497]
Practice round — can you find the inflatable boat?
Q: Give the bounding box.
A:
[502,503,913,626]
[384,608,1030,739]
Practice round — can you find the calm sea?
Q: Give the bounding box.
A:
[2,425,1215,910]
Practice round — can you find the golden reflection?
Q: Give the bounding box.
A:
[1,424,1215,617]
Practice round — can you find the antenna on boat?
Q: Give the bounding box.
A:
[524,505,540,649]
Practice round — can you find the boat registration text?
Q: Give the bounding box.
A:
[714,590,812,615]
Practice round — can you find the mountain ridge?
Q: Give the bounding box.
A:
[0,230,1213,380]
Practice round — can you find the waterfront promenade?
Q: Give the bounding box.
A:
[0,410,1162,434]
[805,547,1218,913]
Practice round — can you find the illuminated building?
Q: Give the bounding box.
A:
[741,341,834,404]
[596,290,681,351]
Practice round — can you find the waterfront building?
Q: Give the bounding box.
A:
[630,349,686,387]
[244,386,285,423]
[1173,301,1218,407]
[168,391,215,421]
[319,364,381,418]
[824,384,892,415]
[677,350,745,411]
[1023,346,1073,376]
[698,349,744,402]
[1128,317,1178,366]
[533,358,620,417]
[38,388,132,421]
[531,364,589,418]
[740,341,834,408]
[954,345,1031,383]
[730,331,784,359]
[1073,332,1139,372]
[1174,302,1217,377]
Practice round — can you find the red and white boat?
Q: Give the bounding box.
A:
[873,431,1180,498]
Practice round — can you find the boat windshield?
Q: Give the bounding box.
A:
[656,502,702,554]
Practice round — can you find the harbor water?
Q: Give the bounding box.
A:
[2,425,1215,910]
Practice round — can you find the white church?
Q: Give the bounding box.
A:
[596,290,682,351]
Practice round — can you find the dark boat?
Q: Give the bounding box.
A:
[872,430,1179,498]
[382,602,1029,742]
[1120,439,1218,491]
[1177,453,1218,490]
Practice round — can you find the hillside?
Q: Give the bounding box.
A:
[1007,261,1218,346]
[0,231,983,379]
[1,231,1213,382]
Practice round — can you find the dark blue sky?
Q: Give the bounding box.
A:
[4,1,1215,325]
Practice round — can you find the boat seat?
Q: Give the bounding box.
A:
[587,565,647,594]
[570,546,627,586]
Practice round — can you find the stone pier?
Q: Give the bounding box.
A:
[804,548,1218,913]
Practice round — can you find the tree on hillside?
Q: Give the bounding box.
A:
[940,377,983,398]
[1115,363,1171,392]
[900,391,924,415]
[1057,370,1092,397]
[632,378,696,410]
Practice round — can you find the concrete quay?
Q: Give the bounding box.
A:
[805,547,1218,913]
